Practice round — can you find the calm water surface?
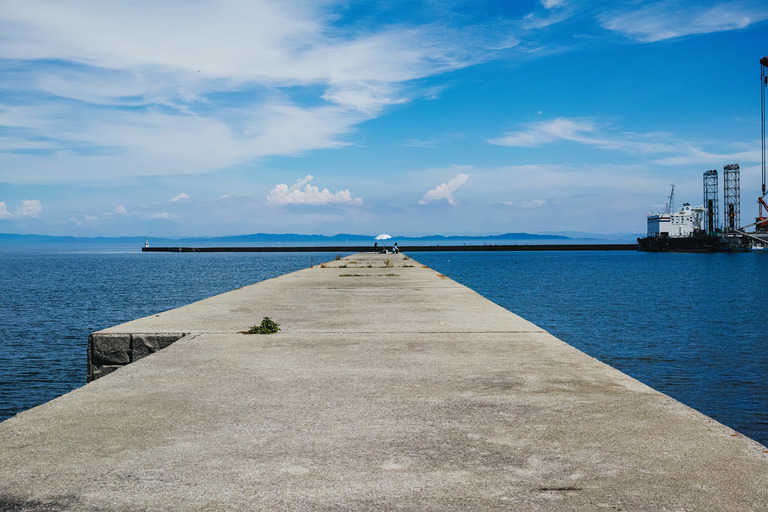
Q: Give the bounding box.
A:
[1,250,766,447]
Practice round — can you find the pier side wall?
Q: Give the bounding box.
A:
[87,332,188,381]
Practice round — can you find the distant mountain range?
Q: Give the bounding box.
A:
[207,232,572,242]
[0,231,581,250]
[1,231,645,250]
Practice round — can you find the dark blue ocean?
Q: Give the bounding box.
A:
[1,250,766,448]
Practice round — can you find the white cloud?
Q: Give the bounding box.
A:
[0,1,489,184]
[599,2,768,43]
[171,193,189,202]
[420,174,469,205]
[489,117,762,164]
[541,0,566,8]
[403,138,438,148]
[114,205,127,214]
[16,199,42,217]
[0,202,12,219]
[150,212,176,220]
[489,118,601,147]
[267,175,363,206]
[0,1,468,88]
[504,199,547,208]
[523,0,573,30]
[652,145,761,166]
[0,101,373,183]
[490,117,674,152]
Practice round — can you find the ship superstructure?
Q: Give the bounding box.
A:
[645,186,705,238]
[638,185,721,252]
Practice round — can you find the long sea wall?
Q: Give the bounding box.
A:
[142,243,636,252]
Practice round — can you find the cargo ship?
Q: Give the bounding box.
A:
[637,182,752,252]
[637,185,725,252]
[637,205,722,252]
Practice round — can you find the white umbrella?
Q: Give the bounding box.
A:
[374,233,391,252]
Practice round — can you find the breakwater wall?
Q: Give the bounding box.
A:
[142,243,635,252]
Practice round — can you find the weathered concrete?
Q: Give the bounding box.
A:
[1,253,767,511]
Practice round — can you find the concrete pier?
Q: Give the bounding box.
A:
[1,253,767,511]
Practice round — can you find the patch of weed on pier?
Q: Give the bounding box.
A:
[242,317,280,334]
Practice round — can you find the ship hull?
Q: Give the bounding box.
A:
[636,235,723,252]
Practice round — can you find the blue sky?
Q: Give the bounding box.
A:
[1,0,767,238]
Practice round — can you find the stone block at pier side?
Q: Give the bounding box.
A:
[130,333,188,361]
[88,332,130,365]
[1,252,767,511]
[89,364,123,381]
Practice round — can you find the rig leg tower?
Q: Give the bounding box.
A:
[703,169,719,234]
[723,164,740,232]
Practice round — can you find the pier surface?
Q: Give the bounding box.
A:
[1,253,767,511]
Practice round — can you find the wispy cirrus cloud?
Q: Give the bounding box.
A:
[489,117,675,153]
[8,1,755,188]
[523,0,573,30]
[652,145,760,166]
[0,1,489,183]
[489,117,761,165]
[599,1,768,42]
[267,175,363,206]
[489,118,604,148]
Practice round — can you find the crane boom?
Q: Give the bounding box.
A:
[762,57,768,196]
[758,57,768,232]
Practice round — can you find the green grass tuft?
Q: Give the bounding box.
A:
[245,317,280,334]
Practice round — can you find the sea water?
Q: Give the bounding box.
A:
[1,250,766,447]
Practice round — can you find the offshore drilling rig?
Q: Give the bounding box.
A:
[637,57,768,251]
[700,164,749,250]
